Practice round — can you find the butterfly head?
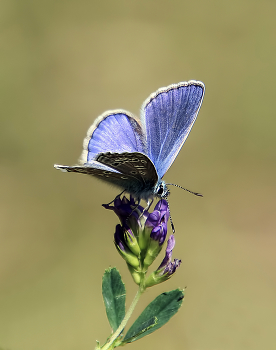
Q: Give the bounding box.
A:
[154,180,169,199]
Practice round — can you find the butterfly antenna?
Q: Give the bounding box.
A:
[167,183,203,197]
[165,197,175,234]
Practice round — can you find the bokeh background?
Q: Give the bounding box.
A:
[1,1,276,349]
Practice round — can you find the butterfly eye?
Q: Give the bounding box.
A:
[157,186,164,195]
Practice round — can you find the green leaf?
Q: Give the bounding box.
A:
[102,267,126,332]
[121,317,157,344]
[124,289,184,343]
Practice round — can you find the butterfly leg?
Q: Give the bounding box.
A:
[145,199,153,212]
[125,199,141,227]
[105,190,126,205]
[129,199,141,216]
[138,199,153,218]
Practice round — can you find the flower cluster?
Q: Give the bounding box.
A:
[103,195,181,287]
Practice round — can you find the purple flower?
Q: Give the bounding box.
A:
[146,200,169,245]
[104,195,177,286]
[143,200,170,268]
[103,195,147,227]
[157,235,181,275]
[114,224,126,252]
[144,235,181,288]
[114,224,140,268]
[103,195,151,242]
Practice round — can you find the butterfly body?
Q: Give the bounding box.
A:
[55,80,205,201]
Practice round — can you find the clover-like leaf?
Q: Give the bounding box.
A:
[124,289,184,342]
[102,267,126,332]
[121,317,157,344]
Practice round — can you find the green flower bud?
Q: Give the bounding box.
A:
[115,225,140,268]
[124,228,141,257]
[127,264,141,285]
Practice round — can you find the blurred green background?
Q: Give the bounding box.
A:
[1,1,276,349]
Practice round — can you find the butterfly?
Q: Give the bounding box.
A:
[54,80,205,207]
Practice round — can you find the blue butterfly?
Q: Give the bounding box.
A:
[55,80,205,206]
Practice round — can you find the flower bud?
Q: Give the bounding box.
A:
[143,200,169,268]
[144,235,181,288]
[114,225,140,268]
[124,226,141,256]
[127,264,141,285]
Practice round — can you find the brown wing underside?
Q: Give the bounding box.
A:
[55,152,158,198]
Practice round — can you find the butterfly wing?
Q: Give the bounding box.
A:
[54,161,143,191]
[141,80,205,179]
[96,152,158,198]
[55,152,158,199]
[80,110,146,164]
[55,110,158,198]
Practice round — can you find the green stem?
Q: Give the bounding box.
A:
[101,286,144,350]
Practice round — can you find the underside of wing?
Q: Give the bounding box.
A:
[80,110,146,165]
[55,151,158,199]
[141,81,205,178]
[96,152,158,198]
[54,161,141,193]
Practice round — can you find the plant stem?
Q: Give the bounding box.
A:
[101,286,144,350]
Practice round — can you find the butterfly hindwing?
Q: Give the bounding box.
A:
[96,152,158,197]
[54,161,145,193]
[141,80,205,178]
